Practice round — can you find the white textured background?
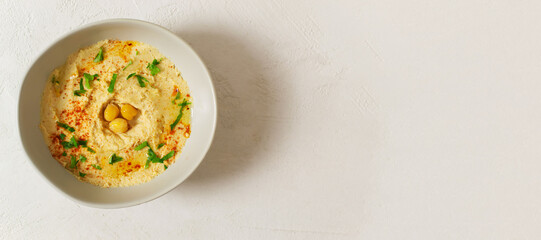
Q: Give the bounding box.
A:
[3,0,541,239]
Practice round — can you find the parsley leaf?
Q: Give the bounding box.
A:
[62,151,67,156]
[135,141,148,150]
[51,75,59,84]
[93,47,104,63]
[59,133,66,140]
[136,50,140,55]
[164,165,168,170]
[108,73,118,93]
[60,141,75,149]
[74,78,87,96]
[123,60,133,71]
[77,140,87,147]
[83,73,98,89]
[172,92,180,104]
[79,155,87,162]
[146,59,161,76]
[148,147,161,163]
[56,121,75,132]
[70,155,78,168]
[79,172,86,177]
[136,75,147,87]
[127,73,148,87]
[70,136,78,148]
[108,153,124,164]
[170,99,191,130]
[160,150,175,162]
[91,164,102,170]
[157,143,165,149]
[86,147,96,153]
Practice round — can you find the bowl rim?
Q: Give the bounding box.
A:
[17,18,217,208]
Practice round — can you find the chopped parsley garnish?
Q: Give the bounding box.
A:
[79,155,87,162]
[146,59,161,76]
[59,133,66,140]
[136,75,148,87]
[86,147,96,153]
[51,75,59,84]
[136,50,140,55]
[164,165,168,170]
[134,141,148,150]
[160,150,175,162]
[91,164,102,170]
[59,136,89,151]
[69,155,78,168]
[56,121,75,132]
[157,143,165,149]
[123,60,133,71]
[60,141,75,149]
[108,153,124,164]
[107,73,118,93]
[127,73,148,87]
[74,78,87,96]
[170,99,191,130]
[79,172,86,177]
[140,144,174,168]
[77,139,88,147]
[172,92,180,104]
[70,136,78,148]
[93,47,104,63]
[62,151,67,156]
[83,73,98,89]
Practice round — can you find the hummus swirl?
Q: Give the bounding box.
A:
[39,40,191,187]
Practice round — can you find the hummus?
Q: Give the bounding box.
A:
[39,39,192,187]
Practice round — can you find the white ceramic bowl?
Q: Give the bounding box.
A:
[18,19,217,208]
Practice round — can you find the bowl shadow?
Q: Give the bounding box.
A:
[171,29,280,189]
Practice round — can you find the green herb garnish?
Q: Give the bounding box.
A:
[93,47,104,63]
[146,59,161,76]
[70,155,78,168]
[157,143,165,149]
[77,140,88,147]
[56,122,75,132]
[86,147,96,153]
[123,60,133,71]
[107,73,118,93]
[164,165,168,170]
[172,92,180,104]
[74,78,87,96]
[83,73,98,89]
[144,160,150,169]
[70,136,78,147]
[135,141,148,150]
[79,155,87,162]
[51,75,59,84]
[127,73,148,87]
[62,152,67,156]
[108,153,124,164]
[170,99,190,130]
[136,75,147,87]
[127,73,136,80]
[79,172,86,177]
[60,136,80,149]
[160,150,175,162]
[136,50,140,55]
[59,133,66,140]
[91,164,102,170]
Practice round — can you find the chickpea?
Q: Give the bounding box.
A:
[104,104,120,122]
[121,104,138,120]
[109,118,128,133]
